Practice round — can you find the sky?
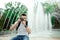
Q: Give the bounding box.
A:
[0,0,34,9]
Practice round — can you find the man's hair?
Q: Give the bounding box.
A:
[21,14,26,16]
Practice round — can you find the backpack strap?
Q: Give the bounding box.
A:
[16,21,21,31]
[16,21,28,31]
[25,21,28,28]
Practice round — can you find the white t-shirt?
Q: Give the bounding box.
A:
[17,22,29,36]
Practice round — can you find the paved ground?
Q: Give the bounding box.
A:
[0,31,60,40]
[0,34,60,40]
[0,36,60,40]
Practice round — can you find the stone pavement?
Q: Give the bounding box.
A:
[0,34,60,40]
[0,31,60,40]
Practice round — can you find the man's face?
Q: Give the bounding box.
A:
[21,16,27,21]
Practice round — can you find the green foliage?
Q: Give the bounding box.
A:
[0,2,28,31]
[51,16,56,25]
[42,3,57,14]
[42,3,58,26]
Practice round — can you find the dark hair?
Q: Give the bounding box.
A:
[21,14,26,16]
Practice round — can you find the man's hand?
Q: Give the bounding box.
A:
[22,21,26,26]
[26,27,31,34]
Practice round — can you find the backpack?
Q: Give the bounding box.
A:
[16,21,28,31]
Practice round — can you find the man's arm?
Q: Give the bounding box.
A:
[26,27,31,34]
[10,19,20,31]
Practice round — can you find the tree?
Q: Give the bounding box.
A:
[0,2,28,31]
[42,3,57,30]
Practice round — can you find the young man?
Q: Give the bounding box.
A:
[10,14,31,40]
